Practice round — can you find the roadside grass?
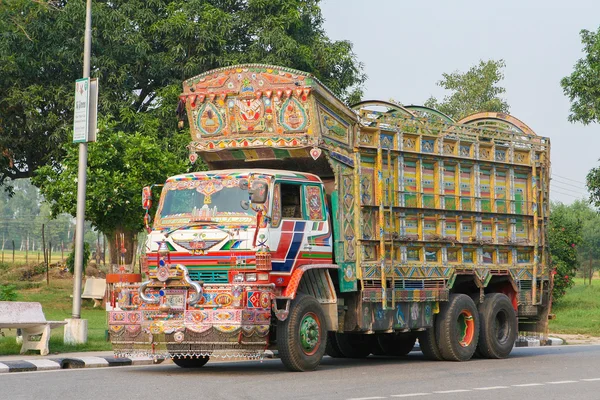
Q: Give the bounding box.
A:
[0,278,111,355]
[549,278,600,336]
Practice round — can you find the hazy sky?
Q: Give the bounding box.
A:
[321,0,599,204]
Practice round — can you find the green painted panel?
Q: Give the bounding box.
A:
[338,262,358,292]
[332,190,357,292]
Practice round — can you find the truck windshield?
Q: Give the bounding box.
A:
[159,185,255,220]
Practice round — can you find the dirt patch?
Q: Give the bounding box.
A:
[552,334,600,345]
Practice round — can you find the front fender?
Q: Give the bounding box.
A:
[275,264,339,330]
[281,264,338,300]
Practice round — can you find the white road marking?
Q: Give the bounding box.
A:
[473,386,509,390]
[512,383,544,387]
[347,397,386,400]
[348,377,600,400]
[433,389,472,394]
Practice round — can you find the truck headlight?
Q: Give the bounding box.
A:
[233,273,245,283]
[246,273,257,282]
[257,273,269,281]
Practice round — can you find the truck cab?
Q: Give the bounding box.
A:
[145,169,332,288]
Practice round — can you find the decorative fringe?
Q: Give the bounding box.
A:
[114,349,267,360]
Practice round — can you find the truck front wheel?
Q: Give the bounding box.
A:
[172,355,210,368]
[477,293,517,359]
[277,293,327,371]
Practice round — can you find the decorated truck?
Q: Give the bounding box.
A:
[108,64,552,372]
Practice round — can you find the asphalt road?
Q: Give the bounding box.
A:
[3,345,600,400]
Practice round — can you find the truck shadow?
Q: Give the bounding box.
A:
[127,348,561,376]
[130,344,600,377]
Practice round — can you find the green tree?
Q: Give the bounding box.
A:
[35,203,75,253]
[0,178,42,251]
[587,162,600,208]
[33,119,188,265]
[0,0,78,189]
[561,27,600,125]
[548,203,583,302]
[424,59,510,121]
[1,0,365,189]
[577,206,600,285]
[549,200,600,285]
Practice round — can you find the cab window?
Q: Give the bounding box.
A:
[281,183,303,219]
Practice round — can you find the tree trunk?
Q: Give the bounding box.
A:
[106,228,138,273]
[96,232,101,267]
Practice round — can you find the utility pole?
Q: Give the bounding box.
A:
[65,0,92,345]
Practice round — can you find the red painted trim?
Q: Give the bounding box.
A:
[281,264,338,298]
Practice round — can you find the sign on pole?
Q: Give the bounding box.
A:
[73,77,98,143]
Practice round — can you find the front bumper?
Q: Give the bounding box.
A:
[108,283,274,358]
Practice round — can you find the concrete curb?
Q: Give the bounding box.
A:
[0,356,168,374]
[515,336,565,347]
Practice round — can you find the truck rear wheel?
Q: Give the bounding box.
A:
[436,293,480,361]
[375,333,417,356]
[477,293,517,359]
[418,321,444,361]
[172,355,210,368]
[335,333,373,358]
[277,293,327,371]
[325,331,346,358]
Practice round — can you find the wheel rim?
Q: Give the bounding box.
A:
[457,309,475,347]
[495,310,509,343]
[300,312,321,355]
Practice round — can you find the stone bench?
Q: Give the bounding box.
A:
[81,278,106,307]
[71,278,107,307]
[0,301,67,356]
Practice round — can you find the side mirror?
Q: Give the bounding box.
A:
[142,186,152,210]
[249,180,268,204]
[239,179,249,190]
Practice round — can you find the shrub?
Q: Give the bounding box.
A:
[0,284,17,301]
[66,242,91,275]
[548,210,581,303]
[33,263,46,275]
[19,267,35,281]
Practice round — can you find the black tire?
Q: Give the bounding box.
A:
[335,333,373,358]
[277,293,327,371]
[172,355,210,368]
[376,333,417,356]
[436,293,480,361]
[418,323,444,361]
[325,331,346,358]
[477,293,518,359]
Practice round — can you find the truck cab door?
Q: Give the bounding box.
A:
[269,181,330,272]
